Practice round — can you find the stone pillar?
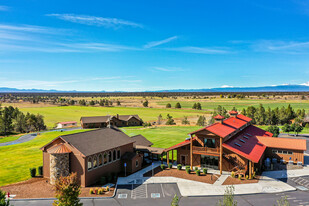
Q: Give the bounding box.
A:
[50,153,70,185]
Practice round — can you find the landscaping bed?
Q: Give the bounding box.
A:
[222,176,260,185]
[0,177,115,199]
[143,166,219,184]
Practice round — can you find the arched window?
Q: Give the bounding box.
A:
[98,154,103,166]
[108,151,112,162]
[113,150,116,161]
[117,149,121,160]
[93,155,98,168]
[104,153,107,164]
[87,157,92,170]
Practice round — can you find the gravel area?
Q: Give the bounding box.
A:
[1,177,114,199]
[143,167,219,184]
[222,176,260,185]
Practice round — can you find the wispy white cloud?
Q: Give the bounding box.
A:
[166,46,230,54]
[144,36,178,48]
[46,14,143,28]
[0,5,9,11]
[0,24,61,34]
[220,85,234,88]
[152,67,185,72]
[252,40,309,54]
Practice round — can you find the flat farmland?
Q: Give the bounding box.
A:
[18,106,207,128]
[155,99,309,111]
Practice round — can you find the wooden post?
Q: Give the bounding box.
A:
[190,135,193,170]
[167,151,169,165]
[172,150,174,165]
[220,138,222,175]
[249,160,252,179]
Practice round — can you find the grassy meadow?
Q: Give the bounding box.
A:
[156,99,309,111]
[0,134,24,143]
[18,106,207,128]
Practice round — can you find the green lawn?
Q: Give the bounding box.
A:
[121,126,202,148]
[0,129,88,187]
[19,106,207,128]
[0,134,24,143]
[156,99,309,111]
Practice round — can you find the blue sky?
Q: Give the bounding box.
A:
[0,0,309,91]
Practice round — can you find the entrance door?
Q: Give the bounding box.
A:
[181,155,186,165]
[201,155,218,169]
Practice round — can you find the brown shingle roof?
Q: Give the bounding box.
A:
[80,115,141,124]
[131,134,153,147]
[60,127,135,156]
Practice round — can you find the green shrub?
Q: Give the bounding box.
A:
[231,171,235,178]
[245,175,249,180]
[89,188,94,195]
[100,176,106,185]
[38,166,43,176]
[161,164,166,170]
[177,164,182,170]
[168,163,173,169]
[29,168,36,177]
[238,174,242,180]
[186,168,191,174]
[203,168,207,175]
[253,171,256,179]
[0,189,10,206]
[194,167,198,171]
[185,165,190,170]
[196,169,200,176]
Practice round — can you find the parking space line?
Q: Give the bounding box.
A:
[161,184,165,198]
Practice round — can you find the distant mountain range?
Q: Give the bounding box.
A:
[0,84,309,93]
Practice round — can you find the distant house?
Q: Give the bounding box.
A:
[80,114,143,129]
[56,121,77,129]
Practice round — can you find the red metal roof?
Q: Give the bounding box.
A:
[214,114,225,119]
[58,121,77,125]
[229,110,238,115]
[223,125,272,163]
[235,114,252,122]
[165,137,194,152]
[257,136,306,151]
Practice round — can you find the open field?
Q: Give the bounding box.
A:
[18,106,207,128]
[121,126,202,148]
[0,134,24,143]
[0,129,87,187]
[155,99,309,111]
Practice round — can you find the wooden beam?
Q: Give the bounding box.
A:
[249,160,252,179]
[167,151,169,165]
[172,150,174,165]
[220,138,222,175]
[190,135,193,170]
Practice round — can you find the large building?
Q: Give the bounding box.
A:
[165,111,306,178]
[80,114,143,129]
[41,127,149,187]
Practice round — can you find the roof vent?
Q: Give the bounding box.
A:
[239,139,246,143]
[234,142,242,147]
[246,133,252,137]
[243,136,249,139]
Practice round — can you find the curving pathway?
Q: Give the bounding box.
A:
[0,127,82,147]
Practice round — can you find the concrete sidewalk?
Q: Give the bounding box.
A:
[262,165,309,179]
[117,162,296,196]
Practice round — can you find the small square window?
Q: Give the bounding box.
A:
[136,160,139,167]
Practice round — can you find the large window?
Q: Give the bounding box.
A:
[117,149,121,160]
[87,157,92,170]
[104,153,107,164]
[113,150,116,161]
[93,156,98,168]
[98,154,103,166]
[108,151,112,162]
[204,138,216,148]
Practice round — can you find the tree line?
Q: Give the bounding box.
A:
[0,104,46,136]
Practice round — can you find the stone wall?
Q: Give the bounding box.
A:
[50,153,70,185]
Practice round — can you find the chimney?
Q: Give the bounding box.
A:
[213,114,225,124]
[229,110,238,118]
